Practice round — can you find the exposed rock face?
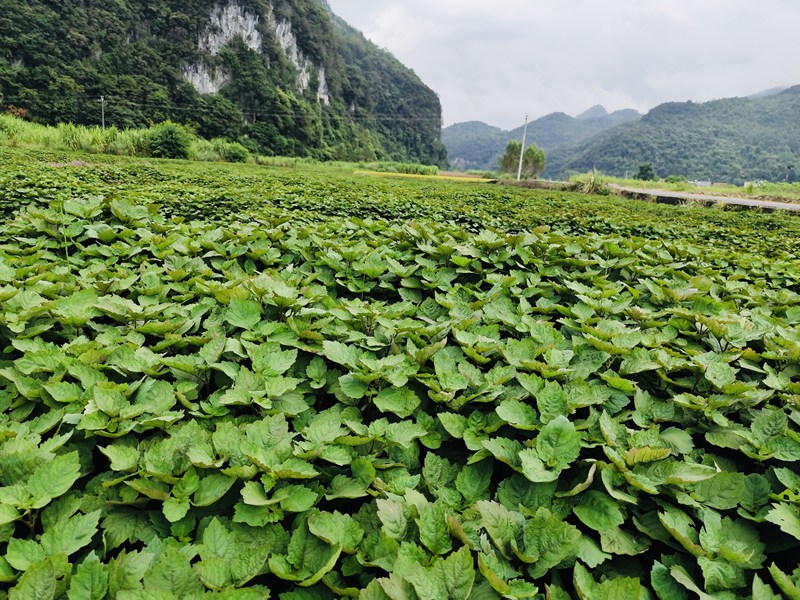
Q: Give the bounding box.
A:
[183,1,330,104]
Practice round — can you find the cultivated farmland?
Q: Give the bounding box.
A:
[1,147,800,598]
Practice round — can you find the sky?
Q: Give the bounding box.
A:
[326,0,800,130]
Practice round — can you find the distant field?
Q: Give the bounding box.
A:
[1,146,800,599]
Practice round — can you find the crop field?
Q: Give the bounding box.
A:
[1,147,800,599]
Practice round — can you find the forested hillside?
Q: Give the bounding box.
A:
[547,87,800,183]
[0,0,447,164]
[442,108,640,171]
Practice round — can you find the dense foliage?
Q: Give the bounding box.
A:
[548,87,800,184]
[0,0,446,165]
[499,142,546,179]
[1,148,800,598]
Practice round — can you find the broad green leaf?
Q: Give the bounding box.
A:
[521,507,581,579]
[418,500,452,555]
[495,399,538,430]
[704,361,738,389]
[307,510,364,552]
[573,491,625,531]
[536,415,581,470]
[765,503,800,541]
[753,574,783,600]
[518,449,559,483]
[322,340,361,369]
[226,298,262,330]
[40,510,100,557]
[99,442,139,472]
[193,474,237,507]
[279,485,319,512]
[535,381,567,424]
[8,557,58,600]
[433,347,470,391]
[455,461,492,504]
[377,498,408,541]
[439,546,475,600]
[68,552,108,600]
[0,504,20,526]
[6,538,46,571]
[374,386,421,418]
[143,546,204,597]
[162,498,191,523]
[698,556,746,593]
[27,451,81,508]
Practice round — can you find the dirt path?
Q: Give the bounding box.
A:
[608,184,800,213]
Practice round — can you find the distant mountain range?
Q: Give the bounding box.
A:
[444,86,800,183]
[442,106,641,172]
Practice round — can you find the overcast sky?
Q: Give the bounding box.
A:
[327,0,800,130]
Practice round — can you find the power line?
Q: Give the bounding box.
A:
[0,91,442,125]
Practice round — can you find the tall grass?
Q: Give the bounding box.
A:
[0,114,249,163]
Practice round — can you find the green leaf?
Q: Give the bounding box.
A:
[8,557,58,600]
[433,347,470,391]
[338,374,369,399]
[765,503,800,541]
[307,511,364,552]
[518,449,559,483]
[495,399,538,430]
[377,499,408,541]
[769,563,800,600]
[322,340,361,369]
[535,381,567,424]
[68,552,108,600]
[753,574,783,600]
[0,503,21,526]
[40,510,100,557]
[698,556,746,593]
[163,498,191,523]
[521,507,581,579]
[193,474,237,507]
[573,491,625,531]
[143,546,204,597]
[99,442,139,472]
[418,500,452,556]
[27,451,81,508]
[6,538,46,571]
[705,361,737,389]
[279,485,319,512]
[692,472,745,510]
[374,386,421,418]
[455,461,492,504]
[226,298,262,330]
[536,415,581,470]
[439,546,475,600]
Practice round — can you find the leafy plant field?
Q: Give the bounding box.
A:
[1,148,800,598]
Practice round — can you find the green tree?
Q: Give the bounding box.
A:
[500,141,546,178]
[635,163,656,181]
[522,144,546,178]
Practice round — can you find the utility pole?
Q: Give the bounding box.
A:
[516,114,528,181]
[99,96,106,129]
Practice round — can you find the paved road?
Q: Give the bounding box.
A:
[608,184,800,213]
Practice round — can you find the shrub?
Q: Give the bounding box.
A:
[148,121,191,159]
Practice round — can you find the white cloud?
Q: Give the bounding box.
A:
[328,0,800,129]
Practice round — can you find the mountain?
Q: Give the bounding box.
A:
[442,107,641,171]
[0,0,447,164]
[547,86,800,183]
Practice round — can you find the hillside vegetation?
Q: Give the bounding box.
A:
[0,0,447,165]
[442,107,640,172]
[548,87,800,183]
